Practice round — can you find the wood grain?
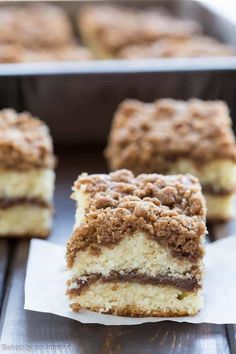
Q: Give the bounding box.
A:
[226,325,236,354]
[0,240,9,309]
[0,150,233,354]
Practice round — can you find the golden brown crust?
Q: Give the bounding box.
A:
[0,109,55,169]
[119,36,234,59]
[105,99,236,173]
[70,302,198,317]
[67,170,206,267]
[0,4,73,48]
[79,5,201,56]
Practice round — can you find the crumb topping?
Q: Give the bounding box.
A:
[105,99,236,173]
[79,6,201,54]
[119,36,234,59]
[0,109,55,169]
[67,170,206,267]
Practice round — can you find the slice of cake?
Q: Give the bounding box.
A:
[0,109,55,237]
[105,99,236,221]
[78,5,201,59]
[66,170,206,317]
[119,36,234,59]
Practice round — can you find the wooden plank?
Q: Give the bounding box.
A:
[0,240,9,309]
[210,219,236,354]
[0,150,231,354]
[226,325,236,354]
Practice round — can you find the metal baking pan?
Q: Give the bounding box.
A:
[0,0,236,145]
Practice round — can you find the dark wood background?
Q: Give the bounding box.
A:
[0,148,235,354]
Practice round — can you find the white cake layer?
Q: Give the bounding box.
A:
[69,282,202,316]
[169,158,236,192]
[0,168,55,202]
[69,232,201,279]
[0,205,52,237]
[205,193,235,220]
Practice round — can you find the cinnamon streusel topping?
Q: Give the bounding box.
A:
[67,170,206,267]
[79,6,201,55]
[105,99,236,173]
[0,109,55,169]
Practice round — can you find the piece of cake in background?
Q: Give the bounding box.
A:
[0,109,55,237]
[105,99,236,221]
[0,4,73,48]
[119,36,235,59]
[78,5,202,59]
[66,170,206,317]
[0,4,92,64]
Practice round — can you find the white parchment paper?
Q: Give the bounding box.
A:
[24,237,236,325]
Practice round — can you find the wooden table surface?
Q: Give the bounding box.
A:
[0,148,236,354]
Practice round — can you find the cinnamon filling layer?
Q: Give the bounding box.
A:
[68,229,204,265]
[68,271,201,295]
[0,197,50,209]
[202,185,235,196]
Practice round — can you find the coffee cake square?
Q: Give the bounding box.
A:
[67,170,206,317]
[0,109,55,237]
[106,99,236,220]
[78,5,201,59]
[0,4,73,48]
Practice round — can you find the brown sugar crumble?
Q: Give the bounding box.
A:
[105,99,236,173]
[79,6,201,56]
[67,169,206,267]
[0,109,55,170]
